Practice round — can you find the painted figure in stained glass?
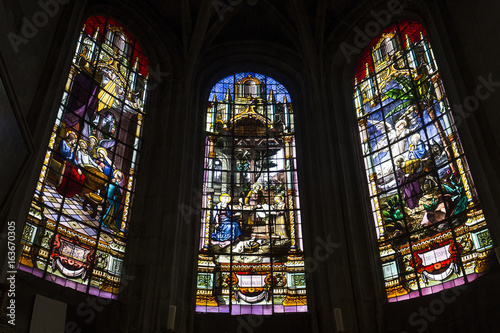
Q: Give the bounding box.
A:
[100,169,125,231]
[56,134,86,198]
[354,21,494,301]
[245,182,266,224]
[76,140,101,169]
[211,194,243,248]
[395,156,423,212]
[271,195,288,243]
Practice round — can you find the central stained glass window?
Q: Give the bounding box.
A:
[195,73,307,315]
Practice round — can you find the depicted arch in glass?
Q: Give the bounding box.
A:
[19,16,149,298]
[353,20,494,301]
[195,73,307,314]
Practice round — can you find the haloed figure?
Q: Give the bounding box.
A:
[245,182,266,224]
[55,131,86,197]
[76,140,101,169]
[100,170,125,231]
[88,135,99,159]
[408,133,426,160]
[96,147,114,179]
[396,157,423,213]
[211,194,242,248]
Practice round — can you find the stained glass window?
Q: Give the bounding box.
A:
[19,16,149,298]
[196,73,307,314]
[353,20,494,301]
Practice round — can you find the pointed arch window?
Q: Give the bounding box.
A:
[353,20,494,301]
[195,73,307,314]
[19,16,149,298]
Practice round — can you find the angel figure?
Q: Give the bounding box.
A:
[368,116,419,160]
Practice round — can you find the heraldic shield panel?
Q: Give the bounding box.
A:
[19,16,149,298]
[195,73,307,314]
[353,20,494,301]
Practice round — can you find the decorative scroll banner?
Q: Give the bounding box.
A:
[237,274,267,288]
[417,244,451,267]
[421,263,458,283]
[235,290,269,303]
[414,241,460,283]
[235,274,268,303]
[51,234,95,280]
[52,257,87,279]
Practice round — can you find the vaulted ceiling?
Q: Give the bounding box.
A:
[114,0,365,57]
